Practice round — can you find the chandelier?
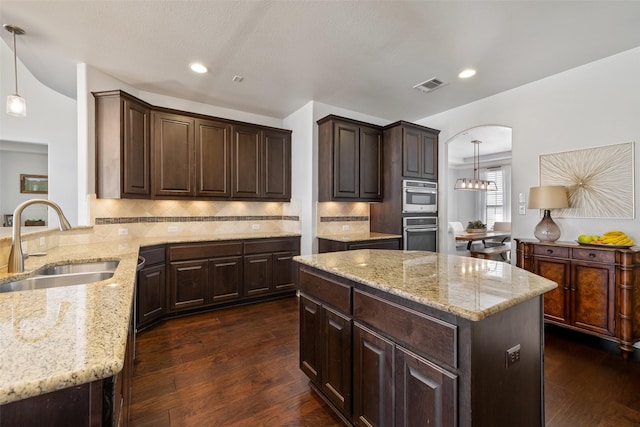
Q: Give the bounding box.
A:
[454,140,497,191]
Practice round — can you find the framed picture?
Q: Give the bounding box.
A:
[20,174,48,194]
[539,142,634,218]
[4,214,13,227]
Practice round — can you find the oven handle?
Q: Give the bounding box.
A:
[404,188,437,194]
[404,227,438,232]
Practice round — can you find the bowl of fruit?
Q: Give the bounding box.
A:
[577,231,635,248]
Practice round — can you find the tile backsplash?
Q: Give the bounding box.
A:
[316,202,370,235]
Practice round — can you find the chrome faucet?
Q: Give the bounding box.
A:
[8,199,72,273]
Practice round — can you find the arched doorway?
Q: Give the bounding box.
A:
[445,125,512,254]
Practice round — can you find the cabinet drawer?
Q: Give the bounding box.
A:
[354,289,457,368]
[139,245,165,265]
[168,242,243,261]
[299,267,351,314]
[533,245,569,258]
[244,237,299,255]
[572,248,615,263]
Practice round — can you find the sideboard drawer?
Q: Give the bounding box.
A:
[572,248,615,263]
[533,245,569,258]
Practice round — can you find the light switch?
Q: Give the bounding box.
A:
[519,192,526,203]
[519,205,526,215]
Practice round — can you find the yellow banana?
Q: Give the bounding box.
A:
[603,231,624,236]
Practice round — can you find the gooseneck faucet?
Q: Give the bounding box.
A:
[8,199,72,273]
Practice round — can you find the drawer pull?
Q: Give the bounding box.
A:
[547,249,553,254]
[589,253,596,258]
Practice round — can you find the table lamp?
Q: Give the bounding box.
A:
[528,186,569,242]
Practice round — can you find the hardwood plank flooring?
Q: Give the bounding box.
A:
[130,296,640,426]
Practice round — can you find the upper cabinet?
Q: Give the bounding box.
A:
[317,115,383,202]
[95,90,152,199]
[389,121,439,180]
[231,125,291,200]
[93,90,291,201]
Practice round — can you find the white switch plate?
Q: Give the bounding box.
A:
[118,228,128,236]
[342,225,350,231]
[519,205,526,215]
[39,236,46,246]
[519,192,526,203]
[168,226,178,232]
[252,224,260,230]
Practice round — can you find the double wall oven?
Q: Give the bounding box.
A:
[401,179,438,251]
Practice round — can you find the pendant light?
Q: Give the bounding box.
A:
[454,140,497,191]
[4,24,26,117]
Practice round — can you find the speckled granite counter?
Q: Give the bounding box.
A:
[0,231,300,405]
[316,232,402,243]
[294,249,557,321]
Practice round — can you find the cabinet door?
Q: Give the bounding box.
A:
[243,253,273,296]
[196,119,231,198]
[420,130,437,180]
[123,98,150,196]
[322,305,352,417]
[395,346,457,427]
[137,264,166,329]
[353,323,394,427]
[273,251,297,291]
[571,261,615,336]
[300,295,322,386]
[232,125,261,198]
[535,257,571,324]
[263,129,291,200]
[153,112,195,197]
[359,126,383,200]
[402,127,422,178]
[333,121,360,199]
[169,259,208,311]
[208,256,242,303]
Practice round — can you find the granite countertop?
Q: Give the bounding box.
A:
[0,231,300,405]
[316,232,402,243]
[294,249,557,322]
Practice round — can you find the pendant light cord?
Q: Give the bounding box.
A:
[12,29,18,94]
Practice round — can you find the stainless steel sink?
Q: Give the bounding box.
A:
[0,261,119,293]
[38,261,119,276]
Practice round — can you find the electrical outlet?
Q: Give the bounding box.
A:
[342,225,350,231]
[167,226,178,232]
[506,344,521,367]
[519,205,526,215]
[118,228,128,236]
[252,224,260,230]
[39,236,46,246]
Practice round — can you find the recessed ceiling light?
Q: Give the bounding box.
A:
[458,68,476,79]
[190,63,208,74]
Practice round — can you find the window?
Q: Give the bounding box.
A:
[484,168,505,230]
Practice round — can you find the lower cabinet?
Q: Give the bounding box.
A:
[165,237,299,313]
[298,263,544,426]
[137,245,166,330]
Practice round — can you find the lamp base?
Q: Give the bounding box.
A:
[534,209,561,242]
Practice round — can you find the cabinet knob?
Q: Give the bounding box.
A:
[563,286,570,291]
[589,253,596,258]
[571,287,577,292]
[546,249,553,254]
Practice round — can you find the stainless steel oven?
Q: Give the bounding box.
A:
[402,180,437,213]
[403,216,437,251]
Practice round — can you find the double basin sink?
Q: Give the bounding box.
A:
[0,261,119,293]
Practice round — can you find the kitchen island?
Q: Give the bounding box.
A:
[295,249,557,426]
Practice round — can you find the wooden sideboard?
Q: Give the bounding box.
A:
[516,239,640,357]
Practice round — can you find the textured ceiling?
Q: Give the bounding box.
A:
[2,1,640,125]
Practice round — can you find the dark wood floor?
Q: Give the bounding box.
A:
[130,296,640,426]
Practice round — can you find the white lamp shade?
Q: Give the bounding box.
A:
[528,186,569,209]
[7,94,26,117]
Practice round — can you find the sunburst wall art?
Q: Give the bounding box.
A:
[539,142,634,218]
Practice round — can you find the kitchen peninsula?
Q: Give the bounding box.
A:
[295,249,557,426]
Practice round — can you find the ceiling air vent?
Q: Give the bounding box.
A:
[413,78,448,93]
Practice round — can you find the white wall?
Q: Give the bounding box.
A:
[418,47,640,246]
[0,39,77,225]
[0,150,48,224]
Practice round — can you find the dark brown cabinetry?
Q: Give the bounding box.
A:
[167,237,299,313]
[95,90,151,199]
[317,115,383,202]
[297,261,544,426]
[317,237,401,253]
[137,245,166,331]
[516,239,640,357]
[94,90,291,201]
[369,121,440,237]
[231,126,291,200]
